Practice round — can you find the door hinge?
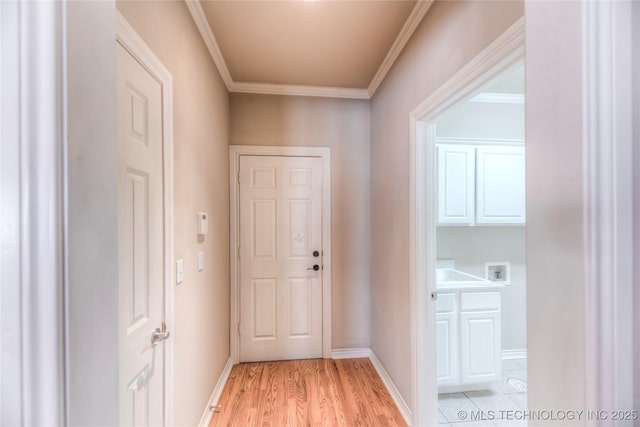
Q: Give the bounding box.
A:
[237,247,241,259]
[238,322,241,336]
[237,171,241,184]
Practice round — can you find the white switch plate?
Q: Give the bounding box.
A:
[176,259,184,284]
[198,252,204,272]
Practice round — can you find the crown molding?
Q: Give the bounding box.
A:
[367,0,435,98]
[185,0,233,88]
[470,92,524,104]
[187,0,433,100]
[230,81,369,99]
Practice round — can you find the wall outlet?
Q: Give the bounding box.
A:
[198,252,204,272]
[176,259,184,284]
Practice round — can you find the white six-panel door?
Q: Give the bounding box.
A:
[117,42,165,426]
[239,155,323,362]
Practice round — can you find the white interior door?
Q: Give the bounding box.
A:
[117,42,167,426]
[239,155,323,362]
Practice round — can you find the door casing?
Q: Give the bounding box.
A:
[116,12,175,425]
[229,146,332,364]
[408,18,525,426]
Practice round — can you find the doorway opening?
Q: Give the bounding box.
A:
[434,64,527,425]
[408,17,525,426]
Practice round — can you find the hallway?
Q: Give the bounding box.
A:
[2,1,637,425]
[209,358,406,427]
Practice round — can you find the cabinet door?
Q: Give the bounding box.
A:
[476,146,525,224]
[436,311,459,385]
[436,292,458,386]
[437,145,476,225]
[460,310,501,383]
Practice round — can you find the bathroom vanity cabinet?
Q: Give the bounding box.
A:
[436,287,502,392]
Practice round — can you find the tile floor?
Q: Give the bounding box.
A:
[438,358,528,426]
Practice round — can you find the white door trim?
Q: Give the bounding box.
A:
[581,0,635,418]
[408,17,524,426]
[1,2,66,424]
[116,13,175,425]
[229,145,332,363]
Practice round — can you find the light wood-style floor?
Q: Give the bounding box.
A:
[209,358,407,427]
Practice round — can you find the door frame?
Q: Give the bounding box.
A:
[116,13,176,425]
[1,2,66,424]
[582,0,636,415]
[229,145,332,363]
[408,18,524,426]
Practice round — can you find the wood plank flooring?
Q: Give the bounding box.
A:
[209,358,407,427]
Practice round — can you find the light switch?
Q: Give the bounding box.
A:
[176,259,184,284]
[198,252,204,272]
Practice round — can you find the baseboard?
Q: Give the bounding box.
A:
[501,349,527,360]
[368,351,413,426]
[331,347,371,359]
[198,357,234,427]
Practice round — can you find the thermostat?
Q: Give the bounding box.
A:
[196,212,208,235]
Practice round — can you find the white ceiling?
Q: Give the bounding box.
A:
[189,1,433,99]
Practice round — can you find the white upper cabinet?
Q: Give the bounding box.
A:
[437,145,476,225]
[476,146,525,224]
[436,143,525,226]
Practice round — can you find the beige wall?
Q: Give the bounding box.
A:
[230,93,371,349]
[117,2,230,425]
[525,1,585,421]
[369,0,524,408]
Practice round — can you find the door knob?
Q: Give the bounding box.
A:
[151,322,170,345]
[313,250,320,257]
[307,265,320,271]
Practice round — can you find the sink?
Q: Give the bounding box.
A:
[436,268,501,290]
